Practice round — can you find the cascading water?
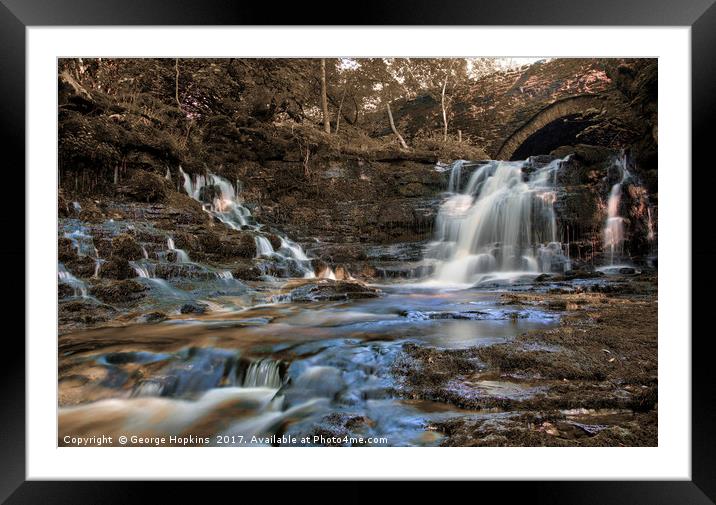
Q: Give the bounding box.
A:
[242,359,283,389]
[180,167,253,230]
[426,158,571,284]
[167,237,190,263]
[58,263,88,298]
[254,236,274,257]
[603,156,629,265]
[179,167,315,278]
[130,260,184,297]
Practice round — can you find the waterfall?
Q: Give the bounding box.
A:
[242,359,283,388]
[167,237,190,263]
[131,262,153,279]
[130,260,183,297]
[604,183,625,265]
[179,167,315,278]
[179,167,252,230]
[447,159,465,192]
[603,156,630,265]
[647,207,655,241]
[426,158,571,284]
[317,265,337,280]
[58,263,88,298]
[254,236,274,257]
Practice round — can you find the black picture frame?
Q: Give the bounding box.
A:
[2,1,713,503]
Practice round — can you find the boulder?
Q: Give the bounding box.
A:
[100,257,133,280]
[287,279,380,302]
[268,234,283,250]
[180,301,209,314]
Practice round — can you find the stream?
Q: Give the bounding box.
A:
[58,156,652,446]
[59,282,562,446]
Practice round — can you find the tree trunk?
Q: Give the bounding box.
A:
[175,58,182,111]
[320,59,331,134]
[387,102,408,150]
[441,75,449,142]
[335,87,347,134]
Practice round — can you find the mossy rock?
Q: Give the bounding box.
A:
[100,257,134,280]
[89,278,146,304]
[58,237,77,263]
[111,233,143,261]
[122,171,169,203]
[268,234,282,250]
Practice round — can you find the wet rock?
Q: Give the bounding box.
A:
[138,311,168,324]
[58,237,77,263]
[58,283,75,299]
[110,233,143,261]
[198,184,221,204]
[89,279,146,304]
[232,264,262,281]
[313,261,332,278]
[618,267,637,275]
[180,301,209,314]
[267,234,282,250]
[58,299,116,333]
[78,200,105,223]
[563,269,605,280]
[64,255,97,278]
[334,265,351,280]
[236,234,258,258]
[99,257,133,280]
[287,279,380,302]
[400,310,490,321]
[58,191,71,217]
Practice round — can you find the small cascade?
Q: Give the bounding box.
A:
[141,246,149,259]
[179,167,315,278]
[242,359,283,389]
[167,237,190,263]
[425,158,571,284]
[604,184,625,265]
[317,266,337,280]
[180,167,253,230]
[64,226,97,257]
[58,263,88,298]
[647,207,655,242]
[254,236,274,257]
[131,262,153,279]
[93,258,102,278]
[603,156,630,265]
[130,260,183,297]
[216,270,234,280]
[447,159,465,193]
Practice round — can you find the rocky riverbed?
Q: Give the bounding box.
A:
[58,268,656,447]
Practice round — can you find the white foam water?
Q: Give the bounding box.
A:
[425,158,571,285]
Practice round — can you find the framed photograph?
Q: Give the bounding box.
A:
[3,0,712,502]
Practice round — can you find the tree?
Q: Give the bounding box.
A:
[320,59,330,133]
[175,58,182,111]
[387,101,408,149]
